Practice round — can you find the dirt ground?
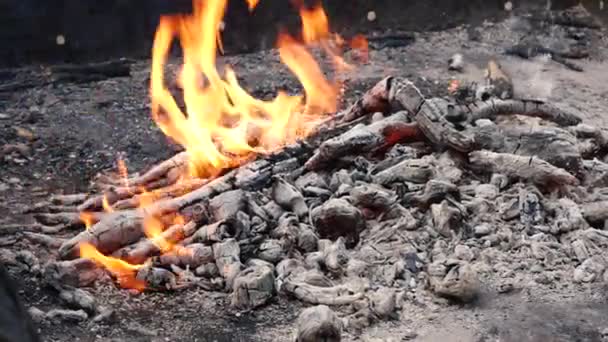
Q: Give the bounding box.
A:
[1,7,608,342]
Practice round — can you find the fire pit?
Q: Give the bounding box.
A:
[1,1,608,341]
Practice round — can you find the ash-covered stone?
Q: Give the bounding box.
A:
[312,198,366,247]
[231,262,275,309]
[295,305,342,342]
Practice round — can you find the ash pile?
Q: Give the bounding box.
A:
[7,71,608,339]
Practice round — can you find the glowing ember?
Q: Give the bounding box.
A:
[245,0,259,11]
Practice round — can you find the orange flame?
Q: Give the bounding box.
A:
[79,212,95,230]
[150,0,345,178]
[80,243,145,290]
[102,195,114,213]
[245,0,259,11]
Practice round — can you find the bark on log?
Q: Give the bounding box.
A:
[113,221,197,264]
[468,150,579,187]
[470,123,582,172]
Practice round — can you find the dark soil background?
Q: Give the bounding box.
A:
[1,2,608,342]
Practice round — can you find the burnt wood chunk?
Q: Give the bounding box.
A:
[312,199,366,248]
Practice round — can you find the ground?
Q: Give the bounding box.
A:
[1,7,608,342]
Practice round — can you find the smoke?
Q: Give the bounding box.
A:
[522,55,555,100]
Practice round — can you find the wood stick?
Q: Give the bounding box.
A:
[112,221,197,264]
[389,78,474,152]
[468,150,579,187]
[467,99,582,126]
[305,112,423,170]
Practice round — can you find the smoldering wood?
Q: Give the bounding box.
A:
[113,221,197,264]
[58,210,145,259]
[295,305,342,342]
[312,198,366,248]
[44,259,102,289]
[189,219,241,244]
[257,239,287,264]
[271,177,309,218]
[349,183,398,212]
[404,179,460,210]
[466,99,582,126]
[371,156,435,185]
[485,59,513,100]
[468,151,579,187]
[49,59,133,83]
[470,123,582,172]
[305,112,423,170]
[95,152,189,190]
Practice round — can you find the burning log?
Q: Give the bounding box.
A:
[468,151,579,187]
[295,305,342,342]
[59,210,146,259]
[337,76,392,123]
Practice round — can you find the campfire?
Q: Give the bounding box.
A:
[13,0,608,339]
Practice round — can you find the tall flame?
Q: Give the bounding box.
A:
[150,0,342,178]
[79,0,366,291]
